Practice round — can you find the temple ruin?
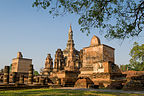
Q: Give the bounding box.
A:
[1,25,144,90]
[11,52,32,74]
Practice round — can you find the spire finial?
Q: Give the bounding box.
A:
[69,24,72,32]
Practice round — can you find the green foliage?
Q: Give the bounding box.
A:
[129,42,144,71]
[9,64,12,73]
[120,64,130,71]
[34,70,39,75]
[32,0,144,39]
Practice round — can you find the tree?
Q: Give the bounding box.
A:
[129,42,144,71]
[32,0,144,39]
[9,64,12,73]
[120,64,130,71]
[34,70,39,75]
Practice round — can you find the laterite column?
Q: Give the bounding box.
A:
[3,66,9,84]
[19,74,24,84]
[12,72,17,83]
[28,65,33,84]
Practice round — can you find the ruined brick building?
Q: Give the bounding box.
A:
[11,52,32,74]
[0,25,128,89]
[41,25,126,88]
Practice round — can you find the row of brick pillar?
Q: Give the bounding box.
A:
[3,65,34,85]
[2,65,51,85]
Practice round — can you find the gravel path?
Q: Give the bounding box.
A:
[56,87,144,94]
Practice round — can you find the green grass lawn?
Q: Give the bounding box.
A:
[0,88,143,96]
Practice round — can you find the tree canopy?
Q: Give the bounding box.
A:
[32,0,144,39]
[129,42,144,71]
[34,70,39,75]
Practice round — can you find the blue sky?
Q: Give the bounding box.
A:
[0,0,143,72]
